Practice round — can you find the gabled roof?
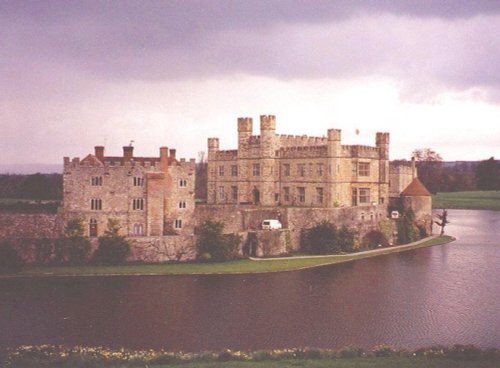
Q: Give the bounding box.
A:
[402,178,431,196]
[81,154,103,166]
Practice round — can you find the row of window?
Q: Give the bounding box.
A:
[217,162,370,178]
[88,220,183,237]
[89,199,189,210]
[90,176,189,187]
[216,186,373,206]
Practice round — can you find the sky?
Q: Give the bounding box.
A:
[1,0,500,166]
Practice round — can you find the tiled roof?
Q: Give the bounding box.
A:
[81,154,103,166]
[402,178,431,196]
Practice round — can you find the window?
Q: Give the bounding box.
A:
[133,223,144,236]
[298,187,306,203]
[90,198,102,210]
[174,219,182,229]
[252,163,260,176]
[91,176,103,186]
[231,186,238,201]
[358,162,370,176]
[179,179,187,187]
[231,165,238,177]
[316,187,324,204]
[283,187,290,202]
[219,186,225,201]
[219,165,225,176]
[297,164,306,177]
[89,218,98,237]
[133,177,144,186]
[178,201,187,209]
[359,188,370,203]
[132,198,144,210]
[283,164,290,176]
[317,164,324,177]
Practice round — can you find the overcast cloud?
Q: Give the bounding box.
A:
[1,1,500,165]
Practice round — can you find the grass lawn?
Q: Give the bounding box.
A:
[433,191,500,211]
[9,236,454,278]
[131,358,499,368]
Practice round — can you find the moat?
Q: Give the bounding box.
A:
[1,209,499,351]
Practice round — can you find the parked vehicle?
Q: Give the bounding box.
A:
[261,219,282,230]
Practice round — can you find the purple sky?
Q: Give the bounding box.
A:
[1,1,500,165]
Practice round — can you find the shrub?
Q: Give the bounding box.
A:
[197,219,241,262]
[92,219,130,265]
[0,242,23,274]
[362,230,389,249]
[303,221,339,254]
[338,346,366,358]
[338,225,356,252]
[373,344,396,357]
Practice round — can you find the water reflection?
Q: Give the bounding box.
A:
[1,210,499,351]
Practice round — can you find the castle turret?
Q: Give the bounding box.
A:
[376,132,390,204]
[160,146,169,172]
[259,115,277,206]
[207,138,219,204]
[327,129,341,158]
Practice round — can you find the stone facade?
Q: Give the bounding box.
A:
[63,145,195,238]
[0,213,62,239]
[208,115,390,209]
[389,159,417,201]
[195,204,386,250]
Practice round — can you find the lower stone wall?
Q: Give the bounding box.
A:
[3,235,196,265]
[0,213,63,238]
[129,235,196,262]
[196,204,387,250]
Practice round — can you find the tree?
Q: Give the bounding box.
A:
[434,209,450,236]
[62,218,91,265]
[338,225,357,252]
[93,219,131,265]
[197,219,240,262]
[397,209,420,244]
[412,148,443,194]
[475,157,500,191]
[303,221,339,254]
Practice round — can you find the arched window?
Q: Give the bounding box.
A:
[89,218,98,237]
[133,223,144,236]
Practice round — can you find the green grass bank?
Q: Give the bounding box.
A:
[5,236,454,278]
[433,191,500,211]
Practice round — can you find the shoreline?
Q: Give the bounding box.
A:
[0,235,455,279]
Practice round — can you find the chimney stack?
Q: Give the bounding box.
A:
[123,146,134,162]
[94,146,104,162]
[169,149,176,160]
[160,147,169,172]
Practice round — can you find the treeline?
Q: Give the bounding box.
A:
[0,173,62,200]
[399,150,500,193]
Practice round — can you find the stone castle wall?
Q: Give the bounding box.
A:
[207,115,390,209]
[196,204,387,250]
[0,213,63,239]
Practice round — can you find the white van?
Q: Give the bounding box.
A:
[262,219,282,230]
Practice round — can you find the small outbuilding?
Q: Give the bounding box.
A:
[401,178,433,234]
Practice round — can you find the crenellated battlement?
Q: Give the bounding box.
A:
[215,150,238,160]
[277,145,328,158]
[342,145,380,158]
[278,134,328,147]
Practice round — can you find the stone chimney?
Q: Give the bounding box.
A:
[169,149,176,160]
[160,147,169,172]
[123,146,134,162]
[94,146,104,162]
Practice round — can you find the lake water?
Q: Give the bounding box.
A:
[1,209,499,351]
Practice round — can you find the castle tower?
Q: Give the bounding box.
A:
[236,118,252,204]
[376,132,390,205]
[327,129,342,206]
[259,115,277,206]
[207,138,219,204]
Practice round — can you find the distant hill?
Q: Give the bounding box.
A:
[0,164,62,174]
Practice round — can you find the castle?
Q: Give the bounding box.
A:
[63,146,196,238]
[208,115,394,208]
[56,115,430,259]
